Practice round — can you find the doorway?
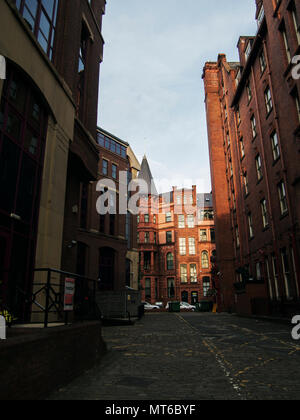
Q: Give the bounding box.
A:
[99,247,115,291]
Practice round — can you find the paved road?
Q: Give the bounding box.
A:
[48,313,300,400]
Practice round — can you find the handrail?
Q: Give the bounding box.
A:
[0,267,102,328]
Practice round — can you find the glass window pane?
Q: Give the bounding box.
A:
[42,0,55,18]
[0,137,20,213]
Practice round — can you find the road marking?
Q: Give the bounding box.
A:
[175,314,247,400]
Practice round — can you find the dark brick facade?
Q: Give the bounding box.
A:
[203,0,300,316]
[59,1,107,278]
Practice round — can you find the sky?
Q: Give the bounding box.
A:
[97,0,257,194]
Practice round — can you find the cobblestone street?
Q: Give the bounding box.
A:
[48,313,300,400]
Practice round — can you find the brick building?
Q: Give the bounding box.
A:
[138,156,216,306]
[203,0,300,316]
[77,127,140,293]
[0,0,106,320]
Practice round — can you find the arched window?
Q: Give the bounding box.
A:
[166,253,174,270]
[201,251,209,269]
[0,63,48,318]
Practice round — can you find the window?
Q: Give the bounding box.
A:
[180,265,188,283]
[145,232,150,244]
[265,87,273,115]
[272,254,280,299]
[259,50,267,74]
[166,212,172,223]
[153,232,157,244]
[112,164,117,180]
[278,181,288,215]
[257,5,265,28]
[190,265,197,283]
[247,82,252,102]
[251,115,257,139]
[97,132,127,159]
[200,229,207,242]
[281,248,292,299]
[189,238,196,255]
[167,278,175,298]
[109,214,115,236]
[201,251,209,269]
[80,183,89,229]
[166,231,172,244]
[256,154,263,181]
[187,215,195,228]
[243,172,249,195]
[245,41,252,61]
[294,91,300,123]
[265,258,274,301]
[236,107,241,125]
[271,131,280,161]
[235,226,240,249]
[145,278,151,299]
[240,137,245,159]
[291,6,300,45]
[261,199,269,228]
[199,209,214,221]
[210,229,216,243]
[99,214,105,234]
[178,215,185,228]
[166,253,174,270]
[179,238,186,256]
[281,26,291,63]
[248,213,254,239]
[203,277,211,297]
[256,262,262,281]
[102,159,108,176]
[77,22,90,113]
[144,214,149,223]
[226,132,230,147]
[15,0,58,60]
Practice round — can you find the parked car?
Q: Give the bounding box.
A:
[165,301,196,311]
[142,302,160,310]
[180,302,196,311]
[155,302,164,309]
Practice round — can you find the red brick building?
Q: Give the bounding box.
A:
[203,0,300,316]
[76,127,140,292]
[138,157,216,306]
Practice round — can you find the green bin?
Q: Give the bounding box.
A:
[169,302,180,312]
[198,301,212,312]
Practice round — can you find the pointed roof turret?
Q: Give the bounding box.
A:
[138,155,158,196]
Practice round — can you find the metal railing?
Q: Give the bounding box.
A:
[0,268,102,328]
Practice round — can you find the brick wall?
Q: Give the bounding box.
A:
[0,322,106,400]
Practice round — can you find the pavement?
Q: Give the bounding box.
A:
[48,312,300,400]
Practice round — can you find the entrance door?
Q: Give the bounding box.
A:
[191,292,199,305]
[181,291,189,303]
[99,248,115,291]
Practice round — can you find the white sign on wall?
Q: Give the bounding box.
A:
[0,55,6,80]
[64,278,75,312]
